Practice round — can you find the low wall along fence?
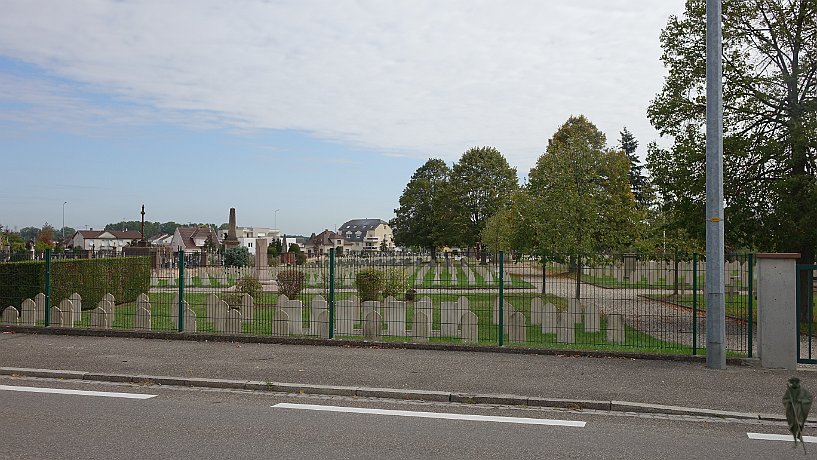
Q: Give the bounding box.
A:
[0,249,758,357]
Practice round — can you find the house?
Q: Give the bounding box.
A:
[148,233,174,247]
[233,226,280,253]
[305,230,344,257]
[69,229,142,254]
[337,219,394,254]
[170,226,220,255]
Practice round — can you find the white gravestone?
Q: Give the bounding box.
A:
[206,294,224,331]
[507,311,526,343]
[282,300,304,335]
[362,301,380,323]
[20,299,36,326]
[241,293,255,324]
[181,302,196,333]
[225,308,242,334]
[315,310,330,339]
[96,299,116,326]
[35,293,46,322]
[91,301,113,329]
[440,301,459,337]
[383,298,407,336]
[541,302,558,335]
[557,312,575,344]
[606,314,625,343]
[460,310,478,342]
[412,311,430,342]
[363,310,382,339]
[310,297,328,335]
[49,305,64,328]
[134,303,151,331]
[69,293,82,324]
[335,300,356,336]
[271,309,289,336]
[2,306,19,325]
[584,302,600,333]
[568,298,583,325]
[530,298,544,326]
[59,299,74,327]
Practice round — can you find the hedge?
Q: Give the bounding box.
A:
[0,257,150,311]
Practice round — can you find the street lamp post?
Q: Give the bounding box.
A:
[274,209,280,230]
[62,201,68,240]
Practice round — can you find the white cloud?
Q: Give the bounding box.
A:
[0,0,683,171]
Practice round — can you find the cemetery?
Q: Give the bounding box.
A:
[0,252,760,356]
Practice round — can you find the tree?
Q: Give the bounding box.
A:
[35,222,56,250]
[19,226,38,243]
[526,116,641,297]
[448,147,518,261]
[223,246,250,267]
[647,0,817,262]
[619,127,649,207]
[390,159,451,259]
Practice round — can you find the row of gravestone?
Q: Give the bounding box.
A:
[1,292,118,329]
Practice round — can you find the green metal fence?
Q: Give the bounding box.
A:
[0,249,756,357]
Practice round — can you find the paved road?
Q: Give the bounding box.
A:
[0,376,804,460]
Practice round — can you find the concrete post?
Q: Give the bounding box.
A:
[756,253,800,369]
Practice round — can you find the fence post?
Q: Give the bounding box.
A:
[498,250,504,346]
[329,248,335,339]
[747,253,753,358]
[44,248,52,327]
[178,251,185,332]
[692,252,698,355]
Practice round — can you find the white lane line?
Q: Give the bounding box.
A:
[747,433,817,443]
[272,403,586,427]
[0,385,156,400]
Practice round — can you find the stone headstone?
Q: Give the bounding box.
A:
[541,302,558,335]
[383,297,406,336]
[181,302,197,333]
[277,294,289,306]
[103,293,115,304]
[310,297,328,334]
[568,298,583,325]
[35,293,46,322]
[96,299,116,326]
[282,300,303,335]
[363,310,382,339]
[200,271,211,287]
[584,302,600,333]
[59,299,74,327]
[206,294,222,328]
[91,301,113,329]
[335,300,356,336]
[557,312,575,343]
[412,310,430,342]
[49,306,64,328]
[225,308,242,334]
[440,301,459,337]
[134,303,151,330]
[69,293,82,324]
[20,299,36,326]
[241,293,255,323]
[606,314,625,343]
[315,310,330,339]
[460,310,478,342]
[2,306,19,325]
[530,298,544,325]
[272,309,289,336]
[362,301,379,322]
[507,311,526,343]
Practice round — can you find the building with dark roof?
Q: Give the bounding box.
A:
[69,230,143,254]
[305,229,344,257]
[170,226,221,254]
[337,219,394,253]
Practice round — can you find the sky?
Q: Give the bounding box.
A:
[0,0,685,236]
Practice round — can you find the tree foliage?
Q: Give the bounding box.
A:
[390,159,451,256]
[223,246,250,267]
[647,0,817,260]
[448,146,518,250]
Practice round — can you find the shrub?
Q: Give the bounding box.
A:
[355,268,385,301]
[383,268,410,300]
[224,247,250,267]
[277,269,305,298]
[234,275,262,299]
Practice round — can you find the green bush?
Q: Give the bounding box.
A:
[383,268,410,300]
[0,257,150,309]
[277,269,305,298]
[355,268,385,301]
[234,275,262,298]
[224,247,250,267]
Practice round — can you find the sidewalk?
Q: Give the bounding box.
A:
[0,331,810,419]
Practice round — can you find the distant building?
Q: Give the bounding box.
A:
[233,226,280,253]
[305,230,344,257]
[69,230,142,254]
[171,226,221,255]
[338,219,394,253]
[148,233,174,247]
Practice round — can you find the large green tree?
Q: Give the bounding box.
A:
[526,116,641,257]
[647,0,817,261]
[390,158,451,258]
[619,127,649,207]
[448,146,518,259]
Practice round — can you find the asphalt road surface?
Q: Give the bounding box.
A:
[0,376,808,460]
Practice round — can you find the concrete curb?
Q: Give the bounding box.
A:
[0,325,751,366]
[0,366,780,422]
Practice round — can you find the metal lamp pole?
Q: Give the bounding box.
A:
[706,0,726,369]
[62,201,67,240]
[274,209,280,230]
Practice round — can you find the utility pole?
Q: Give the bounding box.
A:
[706,0,726,369]
[62,201,68,240]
